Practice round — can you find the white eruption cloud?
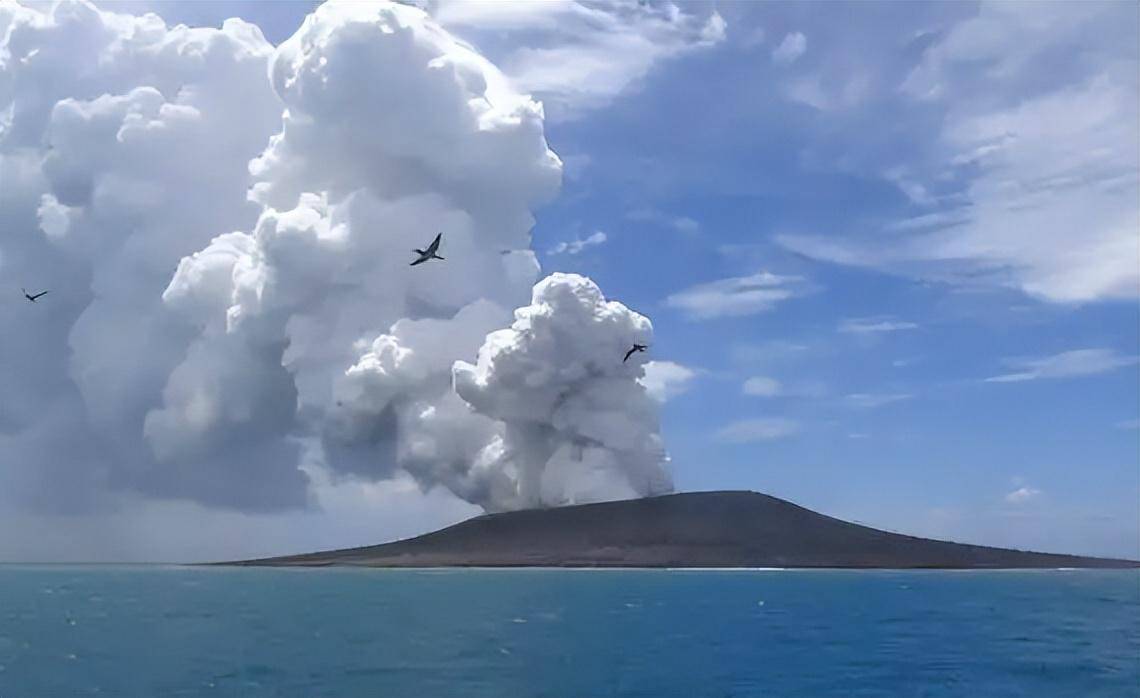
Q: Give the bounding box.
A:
[452,273,672,509]
[0,0,673,517]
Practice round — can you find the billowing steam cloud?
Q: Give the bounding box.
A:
[0,0,672,516]
[453,273,672,509]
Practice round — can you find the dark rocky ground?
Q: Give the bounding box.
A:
[224,491,1140,568]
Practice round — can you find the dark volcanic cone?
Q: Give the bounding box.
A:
[223,491,1140,569]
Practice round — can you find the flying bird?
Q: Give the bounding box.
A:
[410,233,444,266]
[22,288,48,303]
[624,343,648,363]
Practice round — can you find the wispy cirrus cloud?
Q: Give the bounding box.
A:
[730,340,811,364]
[548,230,607,255]
[742,376,781,397]
[838,316,919,335]
[424,0,726,118]
[1005,486,1042,505]
[715,417,799,443]
[845,393,914,409]
[985,348,1138,384]
[666,271,812,320]
[741,376,827,400]
[625,207,700,234]
[776,3,1139,304]
[771,31,806,65]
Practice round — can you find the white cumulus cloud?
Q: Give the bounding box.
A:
[0,0,284,512]
[640,360,697,403]
[0,0,675,529]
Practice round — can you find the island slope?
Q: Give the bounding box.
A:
[225,491,1139,568]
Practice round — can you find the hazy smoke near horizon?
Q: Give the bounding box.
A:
[0,0,672,518]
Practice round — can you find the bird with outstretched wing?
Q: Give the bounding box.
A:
[624,343,648,363]
[22,288,49,303]
[410,233,445,266]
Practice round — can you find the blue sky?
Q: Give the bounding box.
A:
[3,0,1136,561]
[448,0,1140,557]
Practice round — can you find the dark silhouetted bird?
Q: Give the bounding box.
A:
[624,343,648,362]
[22,288,48,303]
[410,233,444,266]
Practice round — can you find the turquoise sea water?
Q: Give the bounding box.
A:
[0,567,1136,697]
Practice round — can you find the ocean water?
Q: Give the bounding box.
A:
[0,567,1136,697]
